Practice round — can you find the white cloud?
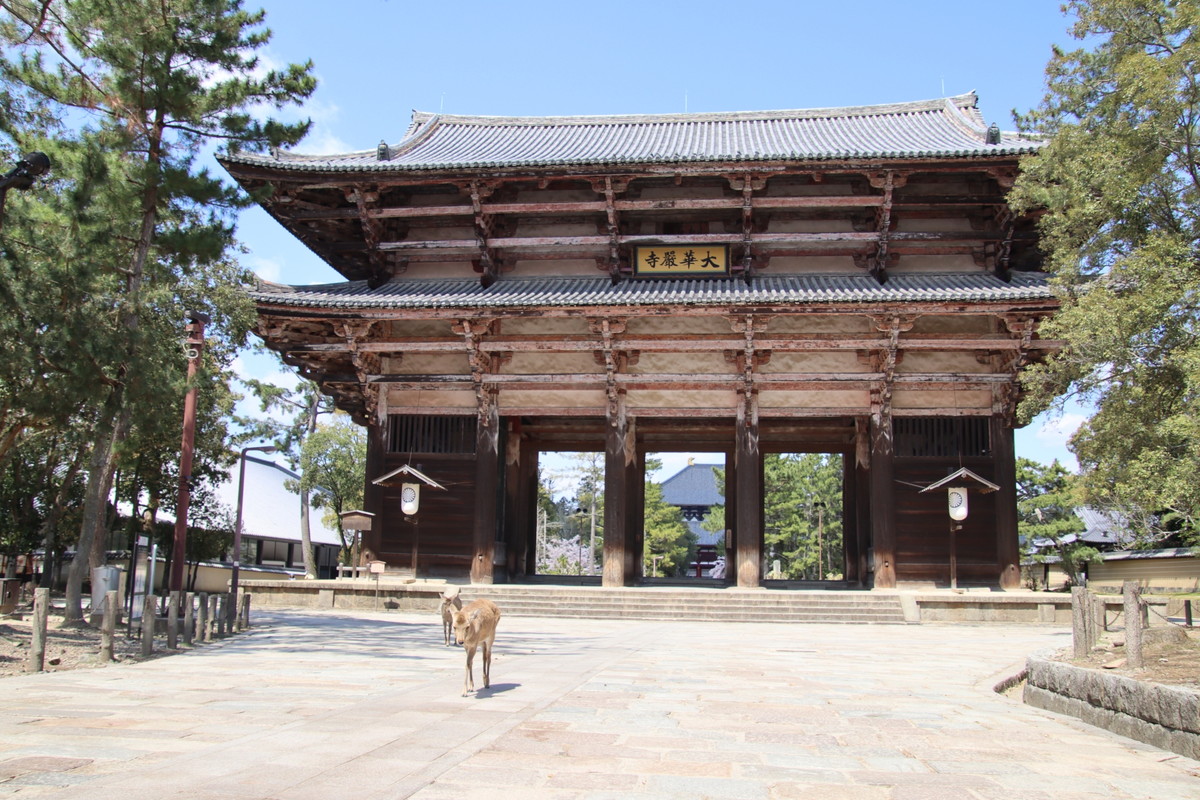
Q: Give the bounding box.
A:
[291,125,352,156]
[1035,413,1086,447]
[244,254,283,283]
[289,99,352,155]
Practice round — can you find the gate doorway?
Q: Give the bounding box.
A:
[763,453,845,585]
[534,451,604,579]
[644,453,728,582]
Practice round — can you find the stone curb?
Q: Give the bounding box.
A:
[1025,655,1200,759]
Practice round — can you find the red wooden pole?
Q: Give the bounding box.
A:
[170,313,208,594]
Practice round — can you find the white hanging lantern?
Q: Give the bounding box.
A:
[401,483,421,515]
[947,487,968,521]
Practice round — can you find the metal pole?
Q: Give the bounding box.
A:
[230,447,250,618]
[170,313,207,594]
[949,519,959,590]
[230,444,276,624]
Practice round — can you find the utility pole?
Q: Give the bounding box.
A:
[815,500,826,581]
[170,311,209,594]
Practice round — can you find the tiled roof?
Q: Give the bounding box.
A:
[224,93,1041,174]
[661,464,725,507]
[251,272,1055,311]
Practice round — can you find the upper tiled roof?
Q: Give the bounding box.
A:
[661,464,725,508]
[224,93,1041,174]
[251,272,1055,311]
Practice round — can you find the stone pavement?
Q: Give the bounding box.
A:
[0,609,1197,799]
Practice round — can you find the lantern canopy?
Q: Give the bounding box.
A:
[340,510,375,531]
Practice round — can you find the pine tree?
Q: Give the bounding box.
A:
[0,0,316,621]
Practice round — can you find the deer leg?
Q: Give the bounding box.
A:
[463,644,476,696]
[481,641,491,689]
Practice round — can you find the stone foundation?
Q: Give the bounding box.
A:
[1024,655,1200,760]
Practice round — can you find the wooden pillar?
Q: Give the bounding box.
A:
[841,454,859,584]
[502,422,532,582]
[734,392,762,588]
[363,415,387,559]
[869,407,897,588]
[628,447,645,581]
[991,417,1020,589]
[723,446,736,582]
[471,398,500,584]
[523,442,539,577]
[603,396,634,587]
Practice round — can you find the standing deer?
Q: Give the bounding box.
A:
[438,586,462,646]
[453,598,500,696]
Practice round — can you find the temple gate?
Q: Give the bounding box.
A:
[221,93,1058,589]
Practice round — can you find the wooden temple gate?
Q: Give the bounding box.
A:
[221,93,1059,590]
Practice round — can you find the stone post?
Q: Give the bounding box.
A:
[167,590,179,649]
[100,590,117,662]
[1124,581,1144,669]
[141,593,156,656]
[183,592,195,646]
[1071,586,1091,658]
[197,592,209,643]
[26,587,48,673]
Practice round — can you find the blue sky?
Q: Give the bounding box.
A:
[229,0,1087,474]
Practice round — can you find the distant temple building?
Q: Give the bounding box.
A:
[220,93,1058,589]
[660,461,724,547]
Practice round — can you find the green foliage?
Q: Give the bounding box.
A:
[1010,0,1200,542]
[763,454,842,580]
[299,416,366,555]
[643,475,693,577]
[0,0,316,617]
[1016,458,1096,587]
[0,428,85,558]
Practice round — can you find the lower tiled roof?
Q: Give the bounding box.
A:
[252,272,1054,311]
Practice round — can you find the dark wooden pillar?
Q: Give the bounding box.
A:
[841,454,859,584]
[471,399,500,584]
[363,416,387,559]
[506,436,536,581]
[524,444,539,577]
[869,407,897,588]
[603,398,635,586]
[856,456,871,587]
[734,393,762,588]
[629,448,645,582]
[992,417,1020,589]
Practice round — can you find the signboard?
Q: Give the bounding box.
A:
[633,245,729,276]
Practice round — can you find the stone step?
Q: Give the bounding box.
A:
[453,587,908,624]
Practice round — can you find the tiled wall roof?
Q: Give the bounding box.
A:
[225,93,1040,174]
[252,272,1054,310]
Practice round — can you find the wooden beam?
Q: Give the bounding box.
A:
[280,334,1058,355]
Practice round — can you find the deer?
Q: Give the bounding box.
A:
[452,598,500,696]
[438,586,463,646]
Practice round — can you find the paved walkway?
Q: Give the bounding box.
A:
[0,610,1196,799]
